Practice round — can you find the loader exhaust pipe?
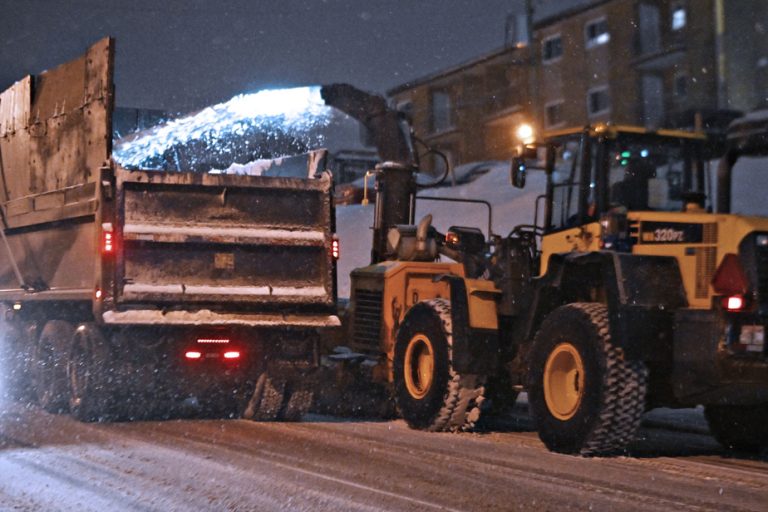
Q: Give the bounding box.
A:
[371,161,417,263]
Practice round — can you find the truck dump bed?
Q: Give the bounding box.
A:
[0,37,338,327]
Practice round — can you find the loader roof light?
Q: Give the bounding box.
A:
[331,236,340,260]
[12,303,21,311]
[185,351,203,360]
[515,123,535,145]
[712,253,749,296]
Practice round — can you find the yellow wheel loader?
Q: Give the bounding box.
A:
[324,84,768,455]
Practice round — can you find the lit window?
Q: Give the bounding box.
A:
[585,18,610,48]
[672,5,686,30]
[587,87,610,116]
[545,101,564,128]
[542,34,563,62]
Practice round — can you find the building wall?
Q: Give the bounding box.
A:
[388,0,765,170]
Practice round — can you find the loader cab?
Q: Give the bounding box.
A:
[538,125,708,234]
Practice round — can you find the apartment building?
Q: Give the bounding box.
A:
[388,0,768,171]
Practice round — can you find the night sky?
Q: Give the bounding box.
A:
[1,0,525,113]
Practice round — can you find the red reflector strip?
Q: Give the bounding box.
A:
[197,338,230,344]
[185,351,202,360]
[223,351,241,360]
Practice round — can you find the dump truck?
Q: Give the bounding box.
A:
[328,83,768,455]
[0,38,339,421]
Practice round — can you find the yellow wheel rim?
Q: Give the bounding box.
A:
[543,342,585,421]
[403,334,435,399]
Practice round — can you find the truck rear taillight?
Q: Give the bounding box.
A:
[331,236,340,260]
[102,222,115,254]
[223,350,241,360]
[185,351,202,360]
[103,232,114,253]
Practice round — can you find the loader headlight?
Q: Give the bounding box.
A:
[756,234,768,247]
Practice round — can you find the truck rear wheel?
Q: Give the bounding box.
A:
[0,318,34,401]
[704,404,768,452]
[393,298,485,432]
[68,323,114,422]
[528,303,647,455]
[32,320,75,413]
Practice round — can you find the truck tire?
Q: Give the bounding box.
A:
[281,384,314,421]
[393,298,486,432]
[32,320,75,413]
[243,371,287,421]
[68,323,114,422]
[704,404,768,452]
[0,318,34,401]
[527,303,647,456]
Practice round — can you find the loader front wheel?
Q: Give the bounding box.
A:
[32,320,75,413]
[528,303,647,456]
[704,404,768,452]
[394,299,485,432]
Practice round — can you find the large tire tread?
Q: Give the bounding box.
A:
[397,298,486,433]
[529,302,647,456]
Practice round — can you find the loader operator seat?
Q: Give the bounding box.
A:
[386,214,439,261]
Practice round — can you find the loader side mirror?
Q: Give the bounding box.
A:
[511,157,527,188]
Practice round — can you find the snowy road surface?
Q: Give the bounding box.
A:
[0,400,766,511]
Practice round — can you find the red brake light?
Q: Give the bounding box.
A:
[223,350,241,360]
[331,236,340,260]
[185,351,202,360]
[723,295,746,311]
[712,254,748,296]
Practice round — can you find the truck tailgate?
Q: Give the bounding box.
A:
[115,162,335,313]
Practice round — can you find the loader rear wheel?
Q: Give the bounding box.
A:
[704,404,768,452]
[68,324,115,422]
[528,303,647,456]
[32,320,74,413]
[393,298,485,432]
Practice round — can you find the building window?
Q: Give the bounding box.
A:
[638,3,661,55]
[674,74,688,98]
[542,34,563,62]
[587,86,610,116]
[430,90,453,133]
[672,4,686,31]
[545,101,565,128]
[585,18,610,48]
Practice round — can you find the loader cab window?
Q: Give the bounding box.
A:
[607,139,699,212]
[548,137,598,231]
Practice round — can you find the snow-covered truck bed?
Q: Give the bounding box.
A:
[0,38,338,421]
